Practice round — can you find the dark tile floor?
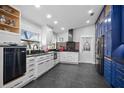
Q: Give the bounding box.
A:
[24,63,110,88]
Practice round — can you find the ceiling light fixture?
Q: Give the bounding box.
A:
[88,9,93,14]
[34,5,40,8]
[46,14,52,19]
[61,27,65,30]
[86,20,90,24]
[54,21,58,24]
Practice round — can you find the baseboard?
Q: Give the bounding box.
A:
[60,61,79,64]
[79,61,95,64]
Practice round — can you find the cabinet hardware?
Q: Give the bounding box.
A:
[29,68,34,72]
[28,59,35,62]
[29,64,34,67]
[38,62,44,65]
[29,75,34,78]
[11,81,23,88]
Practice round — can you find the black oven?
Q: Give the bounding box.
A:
[3,47,26,84]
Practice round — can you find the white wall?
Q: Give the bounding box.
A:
[41,26,57,48]
[0,30,20,44]
[21,17,42,42]
[57,31,68,42]
[73,25,95,64]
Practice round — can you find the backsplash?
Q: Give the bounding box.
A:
[0,30,20,44]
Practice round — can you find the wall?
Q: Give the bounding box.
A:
[57,31,68,42]
[21,18,57,49]
[73,25,95,64]
[0,30,20,44]
[21,17,42,42]
[40,25,57,50]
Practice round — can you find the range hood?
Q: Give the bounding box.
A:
[68,28,73,42]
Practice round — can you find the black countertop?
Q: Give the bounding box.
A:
[26,51,54,58]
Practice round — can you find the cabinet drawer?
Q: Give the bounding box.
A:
[116,63,124,72]
[27,62,35,68]
[4,76,25,88]
[27,67,35,74]
[104,61,111,67]
[116,79,124,88]
[25,72,35,82]
[27,57,35,63]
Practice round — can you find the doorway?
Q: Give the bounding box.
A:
[79,36,95,64]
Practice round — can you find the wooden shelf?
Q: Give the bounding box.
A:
[0,5,20,34]
[0,22,19,29]
[0,8,19,18]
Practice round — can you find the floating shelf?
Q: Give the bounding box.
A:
[0,5,20,34]
[0,8,19,18]
[0,22,19,29]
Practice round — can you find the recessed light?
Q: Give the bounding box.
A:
[61,27,65,30]
[86,20,90,24]
[104,19,107,23]
[46,14,52,19]
[54,21,58,24]
[108,18,111,22]
[88,9,93,14]
[34,5,40,8]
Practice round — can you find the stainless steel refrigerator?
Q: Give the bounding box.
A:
[95,36,104,75]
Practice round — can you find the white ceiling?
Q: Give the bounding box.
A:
[15,5,103,33]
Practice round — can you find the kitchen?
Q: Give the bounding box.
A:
[0,5,124,88]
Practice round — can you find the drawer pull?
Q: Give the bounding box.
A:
[11,81,23,88]
[38,62,44,65]
[28,59,35,61]
[29,68,34,72]
[29,64,34,67]
[29,75,34,78]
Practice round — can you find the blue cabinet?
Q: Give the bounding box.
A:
[121,6,124,43]
[96,5,123,88]
[104,58,112,85]
[112,61,124,88]
[104,31,112,57]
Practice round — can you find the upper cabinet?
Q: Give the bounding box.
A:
[0,5,20,34]
[122,6,124,43]
[96,6,122,58]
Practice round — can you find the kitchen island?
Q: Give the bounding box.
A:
[59,51,79,64]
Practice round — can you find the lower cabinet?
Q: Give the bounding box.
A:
[104,58,112,86]
[3,76,25,88]
[59,52,79,64]
[35,53,55,78]
[112,61,124,88]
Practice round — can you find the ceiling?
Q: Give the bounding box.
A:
[15,5,103,33]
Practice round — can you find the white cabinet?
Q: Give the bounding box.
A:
[59,52,79,64]
[3,75,25,88]
[3,57,36,88]
[23,57,36,85]
[35,53,54,78]
[37,61,46,77]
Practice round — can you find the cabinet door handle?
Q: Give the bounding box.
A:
[29,68,34,72]
[11,81,23,88]
[29,64,34,67]
[28,59,34,61]
[29,75,34,78]
[38,62,44,65]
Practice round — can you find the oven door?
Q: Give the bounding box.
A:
[3,48,26,84]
